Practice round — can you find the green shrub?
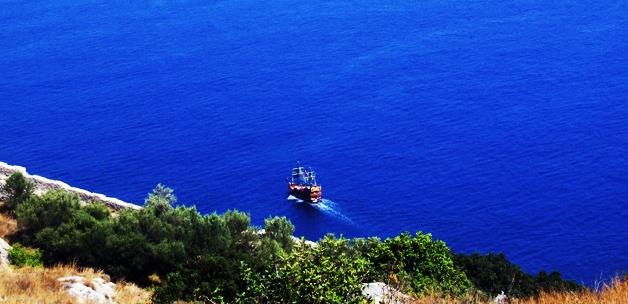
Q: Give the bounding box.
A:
[8,243,43,267]
[144,183,176,212]
[150,212,294,303]
[16,190,82,232]
[152,255,239,304]
[236,236,370,304]
[534,270,581,294]
[263,216,295,252]
[2,172,34,212]
[454,253,582,298]
[225,210,251,239]
[12,183,576,302]
[354,232,471,297]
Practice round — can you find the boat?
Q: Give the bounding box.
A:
[287,163,322,203]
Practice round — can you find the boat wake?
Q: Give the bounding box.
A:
[287,196,353,224]
[311,199,353,224]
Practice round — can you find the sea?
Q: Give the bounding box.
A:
[1,0,627,285]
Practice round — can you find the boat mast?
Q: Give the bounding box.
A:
[290,163,318,186]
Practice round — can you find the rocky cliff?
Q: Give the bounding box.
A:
[0,162,140,210]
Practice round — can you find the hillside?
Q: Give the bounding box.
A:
[0,162,139,211]
[0,264,150,304]
[0,161,622,303]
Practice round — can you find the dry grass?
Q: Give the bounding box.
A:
[512,277,628,304]
[0,264,150,304]
[0,211,18,239]
[0,202,150,303]
[116,282,152,304]
[380,278,628,304]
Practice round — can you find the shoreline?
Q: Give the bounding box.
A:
[0,161,140,210]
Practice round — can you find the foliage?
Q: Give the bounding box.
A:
[2,172,34,212]
[236,236,370,304]
[514,276,627,304]
[353,232,471,297]
[151,214,299,303]
[8,243,43,267]
[15,190,82,232]
[4,174,582,302]
[152,257,236,304]
[225,209,251,239]
[263,216,295,252]
[534,270,582,294]
[454,253,582,298]
[144,183,177,212]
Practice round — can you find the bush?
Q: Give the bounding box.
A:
[144,183,176,212]
[354,232,471,297]
[225,210,251,239]
[237,236,370,304]
[150,212,296,303]
[2,172,34,212]
[11,185,470,302]
[11,182,577,302]
[454,253,582,298]
[16,190,82,232]
[263,216,295,252]
[8,243,43,267]
[535,270,582,294]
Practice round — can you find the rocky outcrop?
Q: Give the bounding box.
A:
[58,276,116,304]
[494,291,508,304]
[362,282,413,304]
[0,237,10,269]
[0,161,140,210]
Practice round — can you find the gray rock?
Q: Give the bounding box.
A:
[362,282,413,304]
[0,237,10,269]
[494,291,508,304]
[58,276,117,304]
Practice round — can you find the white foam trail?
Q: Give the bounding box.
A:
[312,199,353,224]
[286,195,301,201]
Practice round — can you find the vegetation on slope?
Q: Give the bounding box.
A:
[0,212,17,239]
[1,172,583,303]
[454,253,582,298]
[0,264,149,304]
[1,172,33,213]
[408,276,628,304]
[513,276,628,304]
[7,243,43,268]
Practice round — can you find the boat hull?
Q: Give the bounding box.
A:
[288,183,322,203]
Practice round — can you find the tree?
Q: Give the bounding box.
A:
[144,183,176,212]
[15,190,82,232]
[237,236,370,304]
[453,253,582,298]
[264,216,295,252]
[2,172,34,212]
[356,232,471,297]
[14,183,566,303]
[148,183,177,204]
[455,253,531,298]
[225,210,251,239]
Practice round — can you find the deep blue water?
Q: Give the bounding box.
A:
[1,0,628,284]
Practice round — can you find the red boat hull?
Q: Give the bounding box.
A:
[288,183,322,203]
